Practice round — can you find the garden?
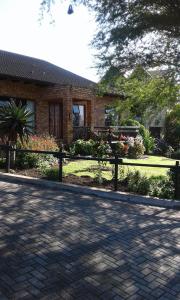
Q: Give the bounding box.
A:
[0,101,179,200]
[3,134,179,200]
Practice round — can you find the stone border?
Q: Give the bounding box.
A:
[0,172,179,209]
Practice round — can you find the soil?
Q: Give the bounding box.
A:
[10,168,127,192]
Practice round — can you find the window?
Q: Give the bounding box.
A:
[0,99,10,107]
[0,97,35,132]
[26,100,35,132]
[105,107,118,126]
[73,105,85,126]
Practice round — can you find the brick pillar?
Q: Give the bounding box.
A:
[87,96,95,130]
[90,96,95,130]
[63,86,73,144]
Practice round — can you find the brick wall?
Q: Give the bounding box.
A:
[94,95,117,127]
[0,79,95,144]
[0,79,123,143]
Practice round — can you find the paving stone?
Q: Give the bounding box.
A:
[0,181,179,300]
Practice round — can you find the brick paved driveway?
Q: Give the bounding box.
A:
[0,181,179,300]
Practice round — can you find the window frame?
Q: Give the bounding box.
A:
[72,104,85,127]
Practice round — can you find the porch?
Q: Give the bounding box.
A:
[73,126,140,141]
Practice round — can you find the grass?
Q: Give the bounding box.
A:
[63,156,179,179]
[123,155,178,177]
[63,160,112,180]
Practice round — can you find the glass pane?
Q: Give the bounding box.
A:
[26,100,35,132]
[79,105,84,126]
[0,100,9,107]
[73,105,80,114]
[73,105,84,126]
[105,107,119,126]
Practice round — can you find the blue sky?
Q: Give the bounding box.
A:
[0,0,99,82]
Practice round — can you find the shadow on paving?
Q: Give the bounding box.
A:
[0,182,179,300]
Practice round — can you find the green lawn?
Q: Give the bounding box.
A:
[63,156,179,179]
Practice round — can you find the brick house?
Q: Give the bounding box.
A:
[0,50,101,144]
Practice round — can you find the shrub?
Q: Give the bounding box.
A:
[121,119,140,126]
[171,149,180,160]
[70,139,112,158]
[37,154,58,173]
[149,174,174,199]
[124,170,174,199]
[112,141,125,157]
[140,126,155,154]
[0,100,33,143]
[43,167,59,181]
[93,141,112,183]
[19,135,59,151]
[164,104,180,150]
[121,119,155,154]
[16,152,40,169]
[95,141,112,158]
[90,130,108,142]
[153,139,174,157]
[128,140,145,158]
[126,170,150,195]
[118,166,127,181]
[70,139,96,156]
[15,135,59,169]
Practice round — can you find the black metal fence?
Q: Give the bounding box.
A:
[0,144,180,200]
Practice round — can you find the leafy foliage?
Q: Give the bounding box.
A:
[128,141,145,159]
[171,149,180,160]
[16,153,40,169]
[93,0,180,71]
[164,104,180,150]
[153,139,174,157]
[15,135,58,169]
[41,1,180,72]
[124,170,174,199]
[70,139,96,156]
[42,167,60,181]
[140,128,155,155]
[70,139,112,158]
[18,134,59,151]
[113,141,126,157]
[149,175,174,199]
[126,170,150,195]
[113,76,178,122]
[121,119,155,154]
[0,101,34,143]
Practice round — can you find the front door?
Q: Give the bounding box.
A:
[49,103,63,140]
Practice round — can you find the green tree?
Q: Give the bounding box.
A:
[0,101,34,144]
[118,77,178,122]
[164,104,180,150]
[98,66,179,124]
[41,1,180,73]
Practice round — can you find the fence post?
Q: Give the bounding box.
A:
[6,142,11,173]
[114,154,119,191]
[174,161,180,200]
[58,148,63,182]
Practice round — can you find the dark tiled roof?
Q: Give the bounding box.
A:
[0,50,96,88]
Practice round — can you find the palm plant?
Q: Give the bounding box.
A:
[0,100,34,144]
